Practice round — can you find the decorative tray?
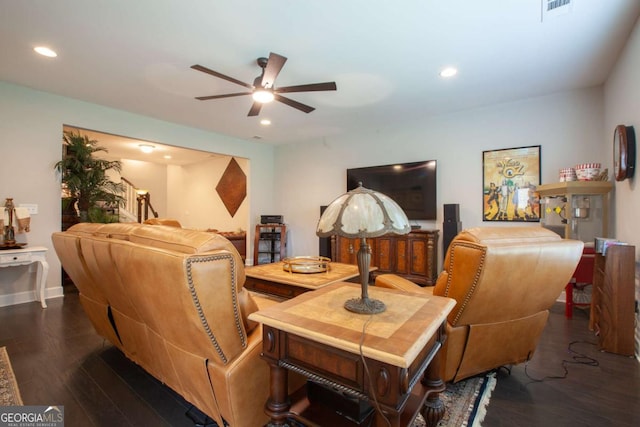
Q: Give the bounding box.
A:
[282,256,331,274]
[0,243,27,250]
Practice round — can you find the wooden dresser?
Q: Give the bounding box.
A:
[208,230,247,263]
[590,244,636,356]
[332,229,439,286]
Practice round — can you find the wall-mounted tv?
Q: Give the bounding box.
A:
[347,160,437,220]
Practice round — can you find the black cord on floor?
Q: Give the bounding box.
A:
[523,340,599,385]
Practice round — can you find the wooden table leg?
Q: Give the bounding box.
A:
[36,257,49,308]
[420,333,446,427]
[565,280,574,318]
[265,360,291,427]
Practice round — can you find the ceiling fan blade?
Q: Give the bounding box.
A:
[191,64,253,89]
[248,102,263,117]
[195,92,251,101]
[274,94,315,113]
[261,52,287,88]
[276,82,337,93]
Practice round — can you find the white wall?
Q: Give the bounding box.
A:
[604,17,640,249]
[275,87,605,262]
[0,81,275,305]
[603,16,640,360]
[178,156,249,232]
[166,163,185,221]
[120,159,169,217]
[118,156,249,233]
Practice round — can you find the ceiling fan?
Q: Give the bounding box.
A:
[191,52,337,116]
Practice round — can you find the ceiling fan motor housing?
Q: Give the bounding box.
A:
[257,57,269,68]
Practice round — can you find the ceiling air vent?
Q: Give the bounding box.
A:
[541,0,573,21]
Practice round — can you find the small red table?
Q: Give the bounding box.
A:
[565,246,595,318]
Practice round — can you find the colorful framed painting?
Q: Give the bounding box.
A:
[482,145,541,222]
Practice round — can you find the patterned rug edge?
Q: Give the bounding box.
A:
[412,371,496,427]
[469,372,497,427]
[0,346,24,406]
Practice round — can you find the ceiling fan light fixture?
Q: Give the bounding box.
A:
[252,89,275,103]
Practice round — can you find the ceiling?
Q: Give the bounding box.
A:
[63,126,221,166]
[2,1,640,146]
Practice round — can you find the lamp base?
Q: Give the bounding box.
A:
[344,297,386,315]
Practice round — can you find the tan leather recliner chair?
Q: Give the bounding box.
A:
[374,227,583,383]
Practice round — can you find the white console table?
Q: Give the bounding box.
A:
[0,246,49,308]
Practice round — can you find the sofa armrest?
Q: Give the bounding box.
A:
[374,274,433,295]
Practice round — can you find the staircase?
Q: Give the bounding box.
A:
[120,178,158,223]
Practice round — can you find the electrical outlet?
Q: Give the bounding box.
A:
[19,203,38,215]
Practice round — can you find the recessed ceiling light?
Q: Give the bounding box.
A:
[260,119,271,126]
[138,144,155,153]
[439,67,458,78]
[34,46,57,58]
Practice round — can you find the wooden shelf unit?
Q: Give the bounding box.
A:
[537,181,613,240]
[537,181,613,318]
[253,224,286,265]
[589,244,636,356]
[332,229,439,286]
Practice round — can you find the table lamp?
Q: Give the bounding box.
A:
[3,198,16,245]
[316,183,410,314]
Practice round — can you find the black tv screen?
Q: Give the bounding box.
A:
[347,160,437,220]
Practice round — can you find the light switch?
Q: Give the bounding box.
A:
[19,203,38,215]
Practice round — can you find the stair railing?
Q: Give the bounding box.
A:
[121,177,159,223]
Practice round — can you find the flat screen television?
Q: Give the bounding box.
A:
[347,160,437,220]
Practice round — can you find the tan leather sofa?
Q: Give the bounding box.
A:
[52,222,298,427]
[375,226,583,383]
[142,217,182,227]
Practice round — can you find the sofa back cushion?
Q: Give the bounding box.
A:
[65,223,247,292]
[143,218,182,227]
[57,223,255,363]
[108,239,248,364]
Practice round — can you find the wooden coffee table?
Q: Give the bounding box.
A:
[248,282,456,427]
[245,261,373,299]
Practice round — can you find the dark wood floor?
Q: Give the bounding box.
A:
[482,303,640,427]
[1,287,639,427]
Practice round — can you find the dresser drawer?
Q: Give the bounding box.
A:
[0,252,32,265]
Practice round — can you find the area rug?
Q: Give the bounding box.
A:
[0,346,23,406]
[413,372,497,427]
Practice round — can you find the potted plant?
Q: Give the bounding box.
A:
[55,131,125,223]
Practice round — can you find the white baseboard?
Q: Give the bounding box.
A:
[0,286,64,308]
